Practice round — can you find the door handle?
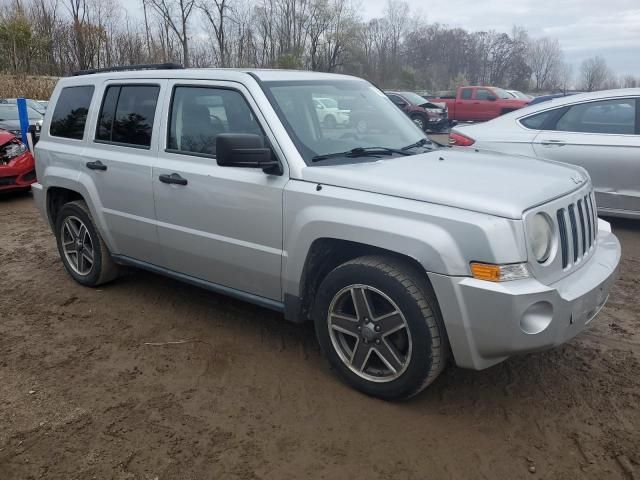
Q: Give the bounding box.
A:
[159,173,188,185]
[86,160,107,171]
[540,140,566,147]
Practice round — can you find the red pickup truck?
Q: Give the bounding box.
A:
[430,86,529,122]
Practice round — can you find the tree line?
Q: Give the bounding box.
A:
[0,0,638,93]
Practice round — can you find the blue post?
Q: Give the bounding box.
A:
[17,97,30,146]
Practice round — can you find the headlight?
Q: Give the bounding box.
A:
[0,139,28,164]
[528,213,554,263]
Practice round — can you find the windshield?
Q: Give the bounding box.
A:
[492,87,513,99]
[399,92,429,105]
[263,79,429,164]
[0,105,42,120]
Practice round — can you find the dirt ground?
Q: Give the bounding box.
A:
[1,191,639,480]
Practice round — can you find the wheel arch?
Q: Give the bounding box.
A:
[284,238,430,323]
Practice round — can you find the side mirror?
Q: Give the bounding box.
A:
[486,96,497,101]
[216,133,282,175]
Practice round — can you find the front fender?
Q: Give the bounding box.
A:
[282,180,527,297]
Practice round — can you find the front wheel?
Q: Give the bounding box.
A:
[410,114,427,131]
[313,256,448,400]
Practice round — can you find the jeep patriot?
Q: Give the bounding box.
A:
[33,66,621,399]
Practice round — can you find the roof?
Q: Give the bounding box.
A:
[521,88,640,115]
[59,67,359,86]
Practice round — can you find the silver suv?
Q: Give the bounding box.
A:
[33,66,621,400]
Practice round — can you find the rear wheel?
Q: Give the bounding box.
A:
[313,255,448,400]
[55,200,119,287]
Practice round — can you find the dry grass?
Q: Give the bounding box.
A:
[0,75,58,100]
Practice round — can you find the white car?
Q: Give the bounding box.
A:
[451,88,640,218]
[313,97,350,128]
[506,90,533,100]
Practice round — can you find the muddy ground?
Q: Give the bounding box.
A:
[1,191,639,480]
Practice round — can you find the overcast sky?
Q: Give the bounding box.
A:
[361,0,640,77]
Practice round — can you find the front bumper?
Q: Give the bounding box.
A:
[0,151,36,191]
[429,221,621,370]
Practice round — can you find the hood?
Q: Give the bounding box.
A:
[301,148,587,219]
[419,101,446,110]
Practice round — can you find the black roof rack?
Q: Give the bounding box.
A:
[73,63,184,76]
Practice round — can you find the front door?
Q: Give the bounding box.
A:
[532,97,639,213]
[152,80,287,301]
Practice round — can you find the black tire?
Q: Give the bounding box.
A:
[313,255,449,400]
[55,200,119,287]
[500,108,516,115]
[410,114,427,131]
[324,115,337,129]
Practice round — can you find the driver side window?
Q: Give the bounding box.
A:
[167,86,263,157]
[476,89,495,101]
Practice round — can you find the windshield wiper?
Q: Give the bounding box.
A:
[401,138,432,150]
[311,146,411,163]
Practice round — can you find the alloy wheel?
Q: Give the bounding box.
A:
[327,284,412,383]
[61,215,95,276]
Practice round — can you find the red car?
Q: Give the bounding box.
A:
[0,130,36,192]
[430,86,529,122]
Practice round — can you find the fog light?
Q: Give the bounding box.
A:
[520,301,553,334]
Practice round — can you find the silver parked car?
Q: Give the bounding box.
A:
[452,89,640,218]
[33,66,620,400]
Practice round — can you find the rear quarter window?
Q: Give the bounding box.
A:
[50,86,95,139]
[520,111,553,130]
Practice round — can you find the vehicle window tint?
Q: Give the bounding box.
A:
[168,87,263,156]
[96,85,159,147]
[520,111,552,130]
[460,88,473,100]
[50,86,94,139]
[555,99,636,135]
[387,94,403,104]
[476,89,495,100]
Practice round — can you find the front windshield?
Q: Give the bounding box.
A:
[263,79,429,164]
[0,106,42,120]
[400,92,428,105]
[493,87,513,99]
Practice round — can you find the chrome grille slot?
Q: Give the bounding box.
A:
[557,208,569,269]
[577,199,586,255]
[568,204,579,262]
[584,196,592,249]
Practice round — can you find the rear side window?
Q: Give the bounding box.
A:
[460,88,473,100]
[520,111,553,130]
[50,86,94,139]
[167,86,263,157]
[96,85,160,147]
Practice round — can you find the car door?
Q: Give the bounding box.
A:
[388,94,410,114]
[455,87,475,121]
[152,80,287,301]
[473,88,500,121]
[82,79,166,264]
[532,97,639,213]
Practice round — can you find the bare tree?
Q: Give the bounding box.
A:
[147,0,196,66]
[580,56,609,92]
[528,37,562,91]
[200,0,231,67]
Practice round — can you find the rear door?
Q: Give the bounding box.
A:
[151,80,287,301]
[81,80,165,264]
[532,97,639,213]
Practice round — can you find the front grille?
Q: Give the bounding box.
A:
[556,191,598,270]
[21,169,36,181]
[0,175,17,186]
